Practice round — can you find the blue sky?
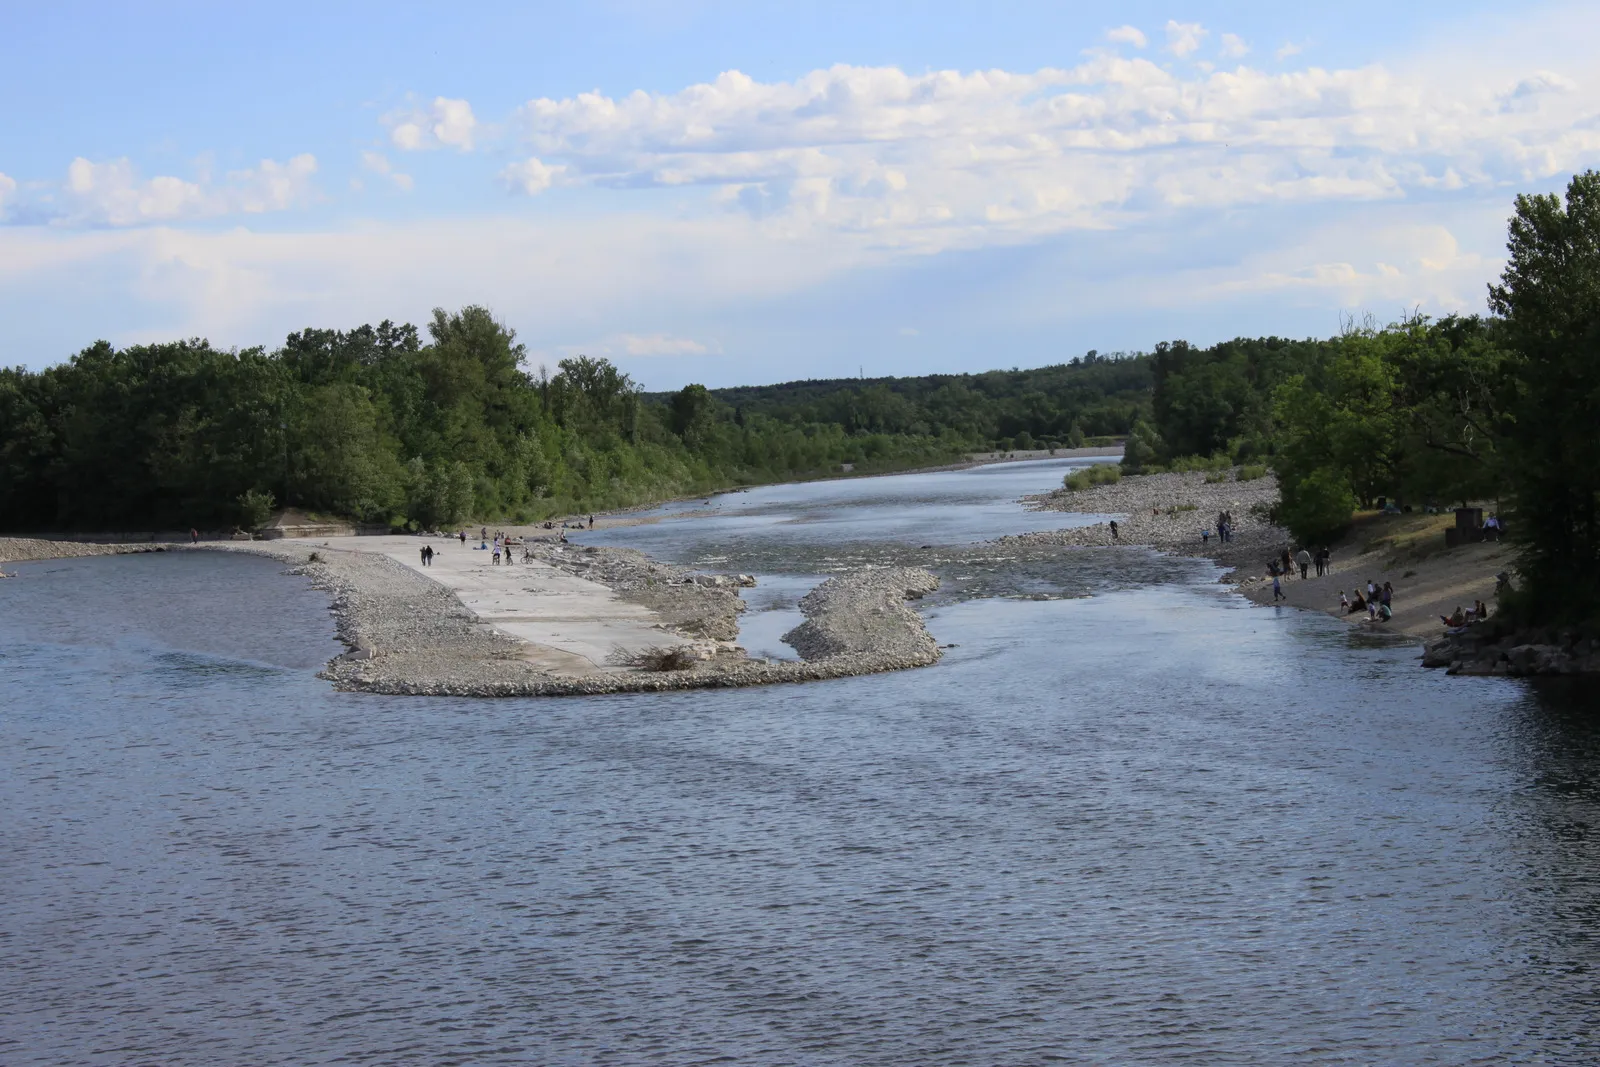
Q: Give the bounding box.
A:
[2,1,1597,387]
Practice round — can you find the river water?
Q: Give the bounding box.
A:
[3,460,1598,1065]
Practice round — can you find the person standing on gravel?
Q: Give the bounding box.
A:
[1273,573,1285,602]
[1296,547,1311,580]
[1109,519,1119,541]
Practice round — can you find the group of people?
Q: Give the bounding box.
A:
[1215,511,1235,544]
[1440,601,1491,628]
[483,530,529,565]
[1340,579,1396,622]
[1265,544,1335,601]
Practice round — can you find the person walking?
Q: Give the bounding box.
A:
[1296,547,1311,580]
[190,527,199,544]
[1272,573,1285,602]
[1109,519,1119,541]
[420,546,428,567]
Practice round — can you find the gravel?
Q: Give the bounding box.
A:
[221,543,941,697]
[1012,469,1291,576]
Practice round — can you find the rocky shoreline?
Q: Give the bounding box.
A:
[4,534,945,696]
[1422,623,1600,677]
[224,541,942,697]
[0,537,181,564]
[1010,468,1290,577]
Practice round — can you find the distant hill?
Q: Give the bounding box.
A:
[646,353,1153,451]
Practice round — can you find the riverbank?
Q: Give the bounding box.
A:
[1012,471,1531,649]
[252,538,942,696]
[1011,468,1288,575]
[0,537,181,565]
[1234,513,1512,638]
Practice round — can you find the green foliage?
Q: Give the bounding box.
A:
[695,353,1152,450]
[1488,170,1600,621]
[236,489,276,529]
[1277,466,1358,545]
[0,306,973,531]
[1165,453,1232,473]
[1062,464,1122,491]
[1120,418,1163,473]
[1238,464,1268,482]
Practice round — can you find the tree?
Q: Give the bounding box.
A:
[1488,170,1600,620]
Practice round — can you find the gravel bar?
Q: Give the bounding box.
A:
[1009,469,1291,577]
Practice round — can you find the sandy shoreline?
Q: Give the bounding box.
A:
[1007,469,1521,646]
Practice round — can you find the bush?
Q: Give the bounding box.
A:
[1204,470,1230,483]
[1063,464,1123,491]
[1238,464,1268,481]
[614,645,698,672]
[1167,453,1232,473]
[1277,466,1356,544]
[236,489,276,530]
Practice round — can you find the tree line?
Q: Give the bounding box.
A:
[1128,171,1600,625]
[4,172,1596,621]
[0,309,1137,534]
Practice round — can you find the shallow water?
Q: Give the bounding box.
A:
[3,465,1599,1065]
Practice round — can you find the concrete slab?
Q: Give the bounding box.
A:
[279,534,672,671]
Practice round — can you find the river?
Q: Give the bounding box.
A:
[3,459,1598,1065]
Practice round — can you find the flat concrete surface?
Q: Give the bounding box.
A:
[281,534,672,671]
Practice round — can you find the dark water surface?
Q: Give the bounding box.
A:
[4,464,1600,1065]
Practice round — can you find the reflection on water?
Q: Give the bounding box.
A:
[2,467,1599,1065]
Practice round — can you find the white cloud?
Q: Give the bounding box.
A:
[1164,20,1207,57]
[59,155,317,226]
[1276,42,1304,61]
[360,151,414,191]
[0,171,16,219]
[1219,33,1249,59]
[615,333,712,356]
[388,97,477,152]
[500,156,564,195]
[1105,25,1147,49]
[481,53,1600,256]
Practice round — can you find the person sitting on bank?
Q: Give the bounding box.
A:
[1350,590,1366,613]
[1377,601,1393,622]
[1439,606,1467,628]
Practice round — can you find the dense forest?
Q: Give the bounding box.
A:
[3,171,1598,621]
[0,312,1139,534]
[693,352,1150,449]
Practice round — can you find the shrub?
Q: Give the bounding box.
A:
[1204,470,1230,484]
[1277,466,1356,544]
[1238,464,1268,481]
[1167,453,1232,473]
[1063,464,1123,491]
[615,645,698,672]
[236,489,276,529]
